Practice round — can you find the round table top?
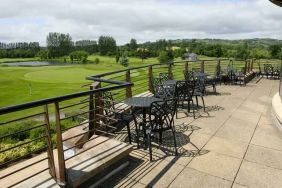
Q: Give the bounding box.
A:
[164,80,177,85]
[124,97,162,108]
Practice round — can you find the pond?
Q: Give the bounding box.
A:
[2,61,56,67]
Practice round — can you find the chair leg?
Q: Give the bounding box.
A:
[126,122,132,144]
[201,96,205,112]
[171,128,178,156]
[195,96,199,107]
[159,131,162,144]
[191,99,196,119]
[148,133,152,161]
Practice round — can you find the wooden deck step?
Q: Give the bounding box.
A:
[55,135,133,187]
[0,153,59,188]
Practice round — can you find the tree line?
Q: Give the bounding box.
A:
[1,32,282,64]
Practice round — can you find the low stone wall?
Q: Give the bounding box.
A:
[272,92,282,131]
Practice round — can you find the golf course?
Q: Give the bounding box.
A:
[0,55,159,108]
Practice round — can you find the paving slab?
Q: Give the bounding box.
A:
[169,167,232,188]
[188,151,242,181]
[204,136,249,159]
[245,144,282,169]
[235,161,282,188]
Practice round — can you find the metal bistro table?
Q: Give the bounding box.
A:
[124,97,162,148]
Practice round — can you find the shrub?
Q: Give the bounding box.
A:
[158,50,174,64]
[94,58,100,64]
[69,50,89,63]
[37,50,49,60]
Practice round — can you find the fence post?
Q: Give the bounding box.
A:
[54,102,66,186]
[125,70,132,98]
[201,61,205,73]
[43,105,56,179]
[168,63,173,79]
[89,84,95,138]
[148,66,154,93]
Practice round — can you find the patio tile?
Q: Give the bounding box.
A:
[245,144,282,169]
[169,167,232,188]
[235,161,282,188]
[138,159,185,187]
[251,126,282,151]
[188,151,241,181]
[232,183,248,188]
[215,123,255,143]
[204,136,249,159]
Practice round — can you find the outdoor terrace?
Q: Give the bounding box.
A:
[0,59,281,188]
[100,78,282,188]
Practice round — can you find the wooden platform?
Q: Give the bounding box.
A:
[0,153,59,188]
[60,135,133,187]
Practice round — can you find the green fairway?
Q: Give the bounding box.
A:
[0,55,157,108]
[24,67,101,83]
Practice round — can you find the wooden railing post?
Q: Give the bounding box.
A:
[251,59,254,71]
[168,63,173,80]
[148,66,154,93]
[44,105,56,179]
[54,102,66,186]
[185,61,188,72]
[217,59,221,76]
[201,61,205,73]
[92,82,103,135]
[244,60,248,74]
[89,85,95,138]
[125,70,132,98]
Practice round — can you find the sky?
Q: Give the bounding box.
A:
[0,0,281,45]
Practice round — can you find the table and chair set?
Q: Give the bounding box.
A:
[99,70,218,161]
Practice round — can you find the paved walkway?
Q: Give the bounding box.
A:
[102,78,282,188]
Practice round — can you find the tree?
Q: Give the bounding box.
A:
[75,40,98,54]
[269,45,281,59]
[46,32,73,58]
[137,48,149,62]
[158,50,174,64]
[235,42,250,60]
[98,36,117,55]
[129,38,138,51]
[213,44,223,57]
[119,51,129,67]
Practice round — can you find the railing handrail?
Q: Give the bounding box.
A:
[90,59,229,78]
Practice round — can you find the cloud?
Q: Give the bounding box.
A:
[0,0,281,45]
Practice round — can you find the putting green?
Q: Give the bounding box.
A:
[24,67,100,83]
[23,67,141,84]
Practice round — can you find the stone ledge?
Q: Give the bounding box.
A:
[272,92,282,131]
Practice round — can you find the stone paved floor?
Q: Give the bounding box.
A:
[102,78,282,188]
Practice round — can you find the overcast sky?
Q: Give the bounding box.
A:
[0,0,281,45]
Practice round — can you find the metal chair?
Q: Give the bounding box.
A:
[147,99,178,161]
[175,80,195,118]
[183,70,194,82]
[264,64,273,79]
[193,75,206,112]
[154,83,176,100]
[102,92,137,144]
[159,72,169,83]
